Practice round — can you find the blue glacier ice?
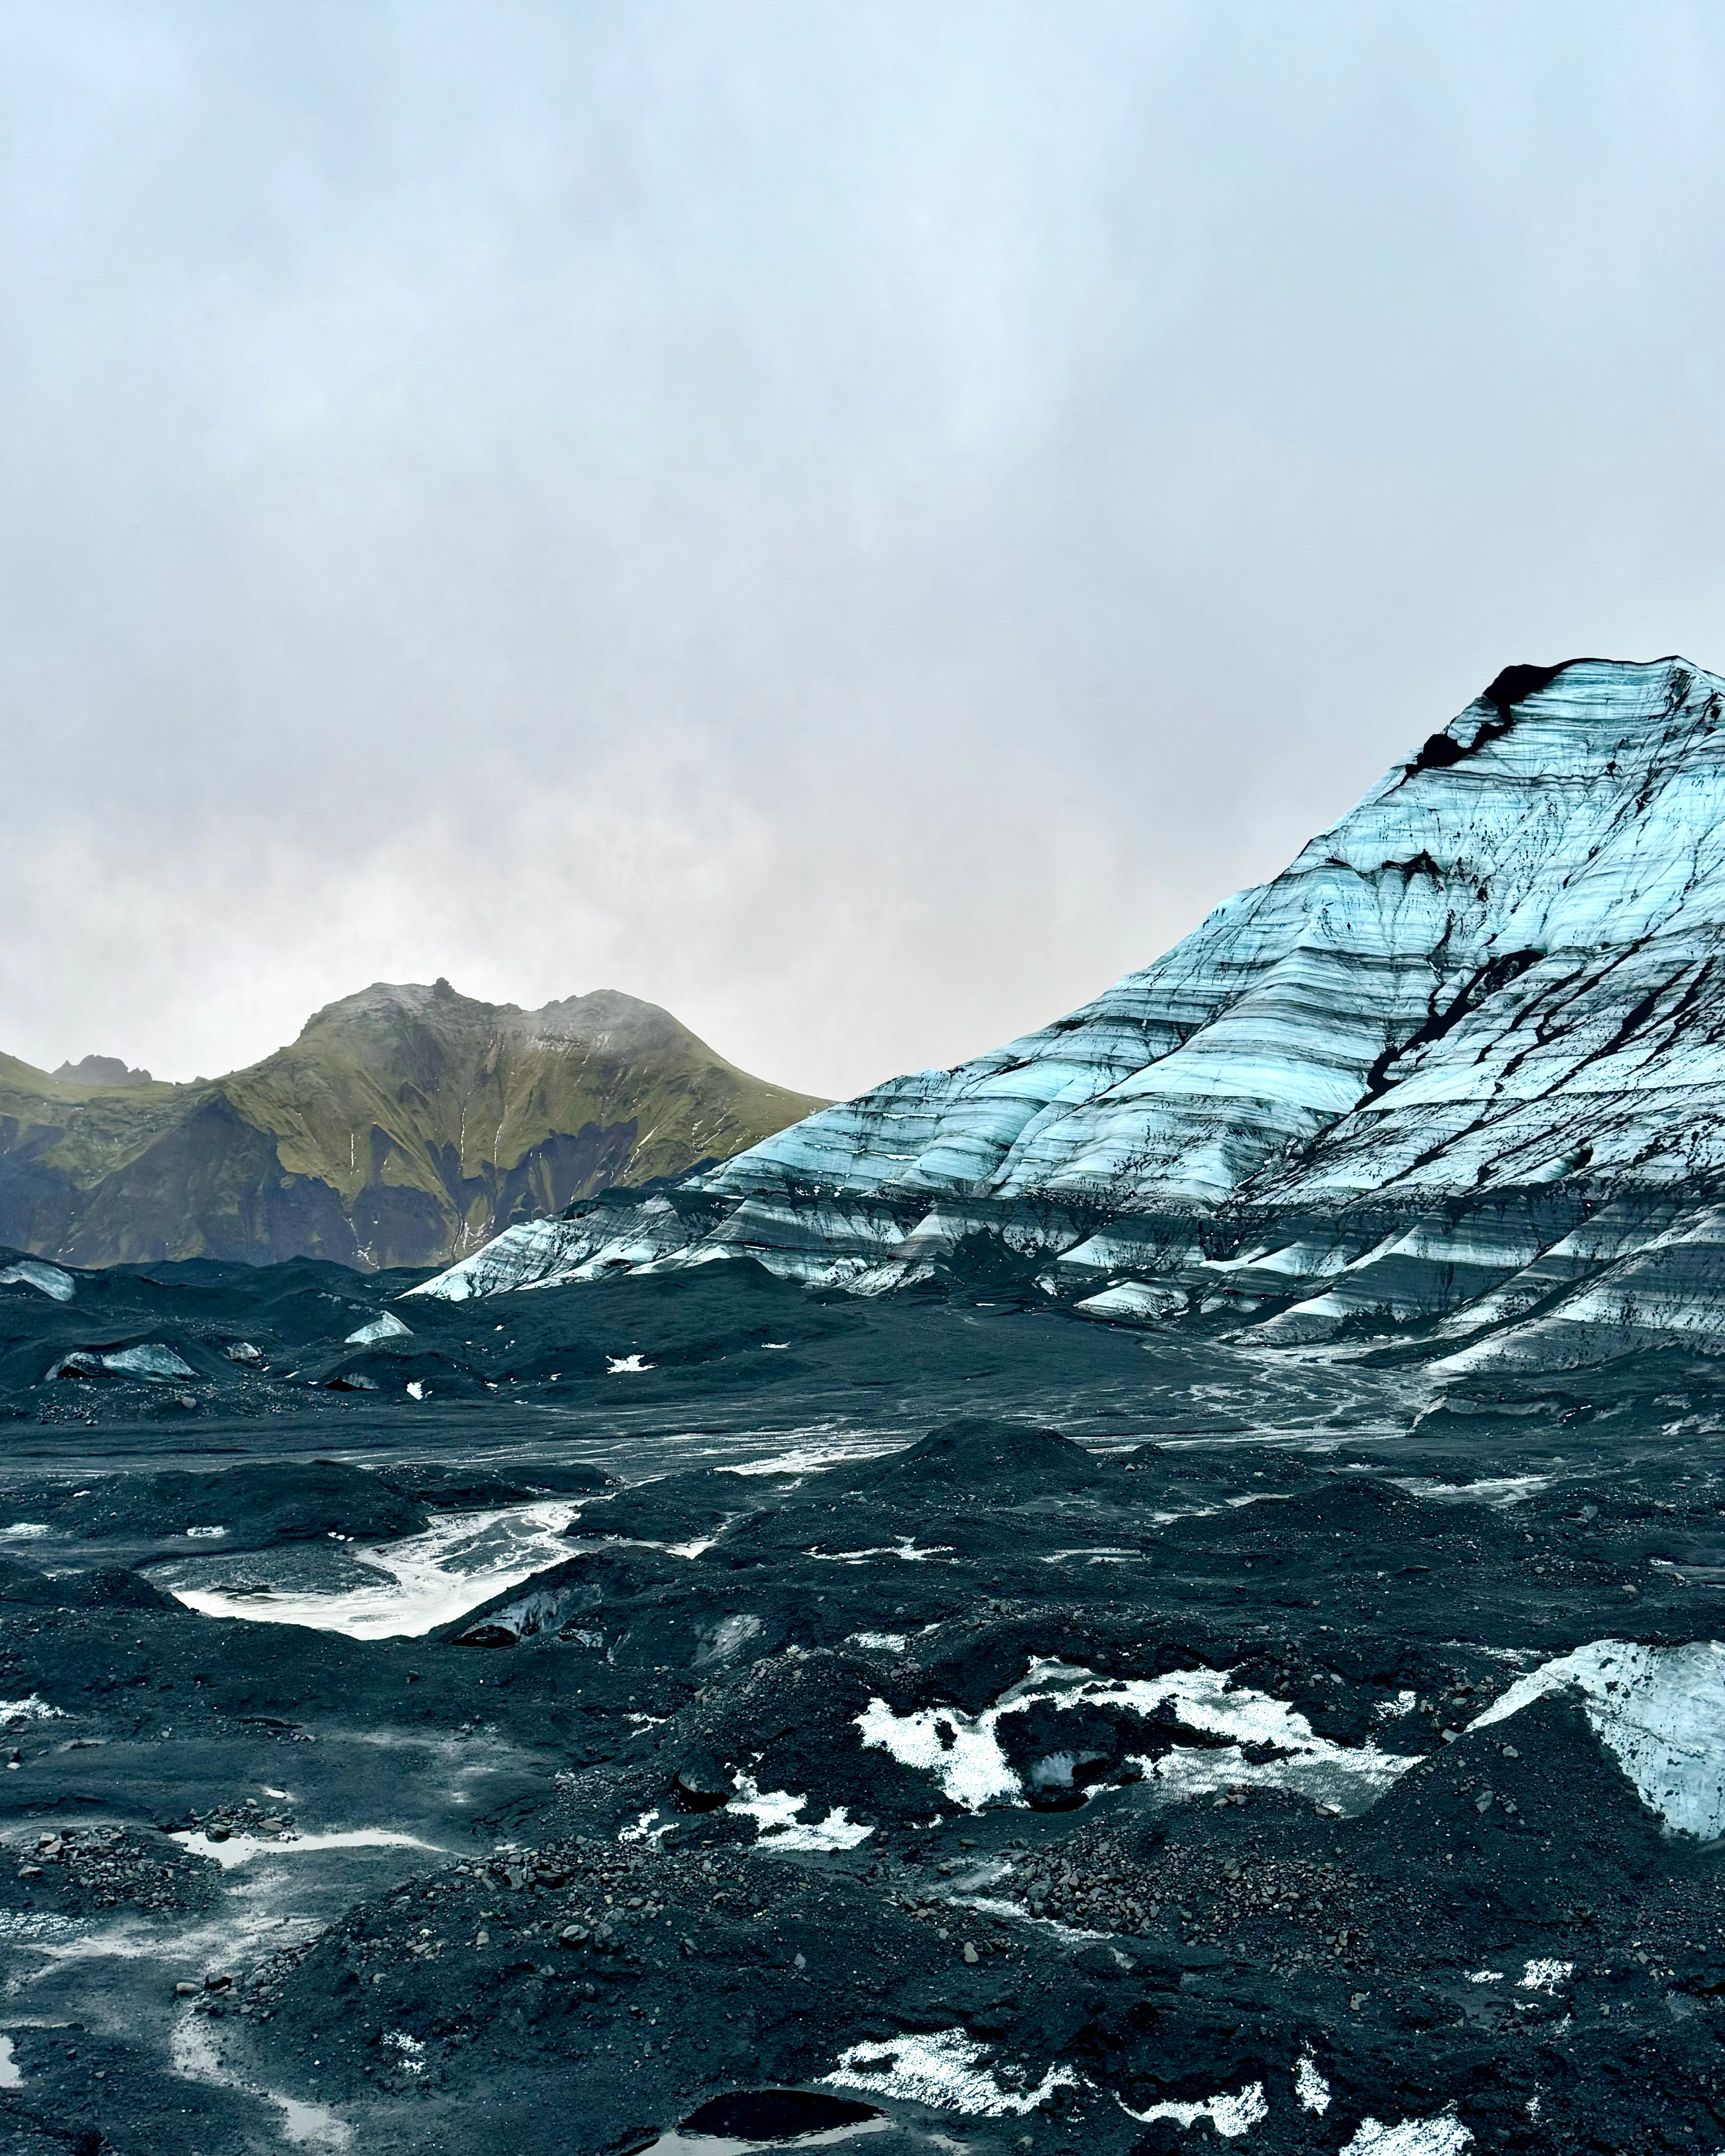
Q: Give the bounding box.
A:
[418,657,1725,1369]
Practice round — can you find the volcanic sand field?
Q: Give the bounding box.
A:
[0,1253,1723,2154]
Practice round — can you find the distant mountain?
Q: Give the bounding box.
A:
[422,657,1725,1375]
[0,980,825,1270]
[52,1055,152,1088]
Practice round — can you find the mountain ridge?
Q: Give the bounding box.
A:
[0,979,825,1271]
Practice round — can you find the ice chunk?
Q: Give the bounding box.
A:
[0,1260,74,1302]
[1074,1281,1187,1325]
[103,1343,195,1380]
[1470,1638,1725,1836]
[344,1312,411,1346]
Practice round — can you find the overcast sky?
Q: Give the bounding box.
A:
[6,2,1725,1099]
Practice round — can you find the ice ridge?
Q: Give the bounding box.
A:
[420,657,1725,1370]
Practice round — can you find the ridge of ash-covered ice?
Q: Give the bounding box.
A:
[419,656,1725,1373]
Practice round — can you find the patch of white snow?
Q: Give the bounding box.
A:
[173,1828,443,1870]
[729,1774,873,1852]
[857,1658,1419,1815]
[825,2028,1078,2115]
[1295,2056,1331,2113]
[1340,2115,1471,2156]
[1116,2083,1268,2137]
[0,1697,65,1726]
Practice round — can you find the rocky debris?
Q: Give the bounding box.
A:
[9,1821,215,1915]
[0,1270,1723,2156]
[181,1794,300,1841]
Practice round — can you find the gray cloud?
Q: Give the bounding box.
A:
[6,1,1725,1098]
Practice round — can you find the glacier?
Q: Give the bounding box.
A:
[418,656,1725,1370]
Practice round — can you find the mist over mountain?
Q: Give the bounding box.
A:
[0,980,824,1270]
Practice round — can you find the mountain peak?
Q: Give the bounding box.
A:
[1,981,825,1270]
[50,1054,153,1089]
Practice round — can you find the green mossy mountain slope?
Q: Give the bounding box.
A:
[0,980,825,1269]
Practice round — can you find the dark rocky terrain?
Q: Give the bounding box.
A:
[0,1246,1720,2154]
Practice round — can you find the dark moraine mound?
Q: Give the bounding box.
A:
[839,1415,1104,1495]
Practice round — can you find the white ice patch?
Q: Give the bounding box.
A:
[383,2030,425,2074]
[722,1442,896,1477]
[1074,1280,1187,1325]
[619,1811,675,1844]
[155,1500,578,1640]
[729,1774,873,1852]
[825,2028,1079,2116]
[811,1540,954,1565]
[848,1633,910,1653]
[0,1259,74,1301]
[0,1696,65,1725]
[172,1828,443,1870]
[1519,1960,1573,1994]
[102,1343,195,1380]
[185,1526,226,1540]
[1340,2115,1471,2156]
[406,1381,428,1401]
[0,2035,20,2087]
[1469,1638,1725,1836]
[1466,1970,1505,1984]
[697,1614,763,1664]
[344,1311,412,1346]
[1116,2082,1268,2137]
[1295,2057,1331,2113]
[0,1523,50,1540]
[856,1658,1419,1815]
[607,1354,653,1373]
[1394,1476,1552,1507]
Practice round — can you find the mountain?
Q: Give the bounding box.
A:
[0,980,825,1270]
[419,656,1725,1372]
